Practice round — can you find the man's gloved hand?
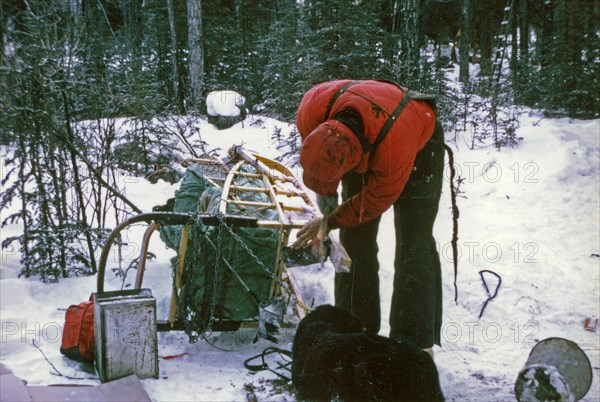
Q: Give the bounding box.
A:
[316,194,338,215]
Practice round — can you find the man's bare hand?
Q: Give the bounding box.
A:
[291,218,328,250]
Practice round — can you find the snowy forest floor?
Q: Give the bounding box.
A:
[1,110,599,401]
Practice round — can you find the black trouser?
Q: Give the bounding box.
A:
[335,121,445,349]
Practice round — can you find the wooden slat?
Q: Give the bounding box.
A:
[220,159,246,214]
[282,266,308,320]
[230,185,269,193]
[227,199,309,213]
[235,172,262,179]
[228,200,274,208]
[230,184,299,198]
[262,173,290,226]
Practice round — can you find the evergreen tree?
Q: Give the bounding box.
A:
[301,0,384,81]
[1,2,99,281]
[260,1,306,120]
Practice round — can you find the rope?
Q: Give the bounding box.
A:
[243,347,293,381]
[478,270,502,319]
[32,340,98,380]
[443,143,460,304]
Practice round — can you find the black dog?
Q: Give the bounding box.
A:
[292,305,444,402]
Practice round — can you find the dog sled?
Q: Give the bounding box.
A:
[96,146,350,342]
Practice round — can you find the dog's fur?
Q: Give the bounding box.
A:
[292,305,444,402]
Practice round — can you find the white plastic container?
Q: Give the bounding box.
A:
[94,289,158,382]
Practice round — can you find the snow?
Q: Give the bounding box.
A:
[1,109,599,401]
[206,90,246,117]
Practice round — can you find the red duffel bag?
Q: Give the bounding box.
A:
[60,295,94,363]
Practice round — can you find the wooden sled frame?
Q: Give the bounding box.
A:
[96,146,350,333]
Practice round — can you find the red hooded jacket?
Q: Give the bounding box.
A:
[296,80,437,229]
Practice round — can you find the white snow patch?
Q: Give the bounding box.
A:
[1,113,598,401]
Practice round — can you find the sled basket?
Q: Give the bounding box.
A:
[97,147,349,342]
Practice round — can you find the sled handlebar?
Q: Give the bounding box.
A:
[96,212,261,292]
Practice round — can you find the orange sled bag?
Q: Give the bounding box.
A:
[60,295,94,363]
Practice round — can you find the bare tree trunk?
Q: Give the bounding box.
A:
[17,139,30,268]
[510,0,519,78]
[62,92,98,275]
[554,0,566,49]
[391,0,400,34]
[187,0,204,108]
[398,0,421,82]
[47,144,68,276]
[0,4,4,66]
[167,0,183,112]
[459,0,471,82]
[519,0,528,57]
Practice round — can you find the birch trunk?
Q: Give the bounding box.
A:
[187,0,204,107]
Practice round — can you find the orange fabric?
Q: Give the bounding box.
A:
[300,120,363,196]
[296,80,437,228]
[60,295,95,363]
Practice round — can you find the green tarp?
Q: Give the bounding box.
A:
[159,163,281,340]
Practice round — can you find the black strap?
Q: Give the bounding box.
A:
[325,80,415,155]
[324,80,363,120]
[371,92,411,152]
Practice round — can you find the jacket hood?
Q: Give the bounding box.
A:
[300,120,362,196]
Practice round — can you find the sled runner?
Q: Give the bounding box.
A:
[96,146,350,342]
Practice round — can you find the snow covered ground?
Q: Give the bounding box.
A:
[1,110,599,401]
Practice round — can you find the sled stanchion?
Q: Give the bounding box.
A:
[168,224,191,326]
[220,159,246,214]
[97,213,193,293]
[282,266,308,319]
[135,222,160,289]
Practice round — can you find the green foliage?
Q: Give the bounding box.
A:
[301,1,384,81]
[1,0,597,282]
[512,1,599,118]
[259,4,308,120]
[513,47,600,119]
[259,0,392,120]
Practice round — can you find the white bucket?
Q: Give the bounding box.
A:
[514,337,592,402]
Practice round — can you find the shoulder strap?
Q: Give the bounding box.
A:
[371,91,412,152]
[376,79,437,111]
[325,81,418,155]
[324,80,363,120]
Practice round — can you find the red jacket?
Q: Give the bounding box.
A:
[296,80,437,229]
